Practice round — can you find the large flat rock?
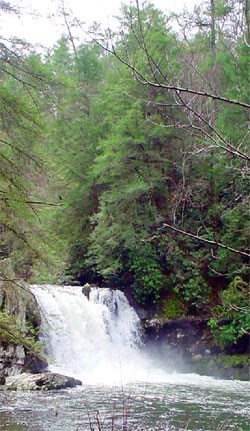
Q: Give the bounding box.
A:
[5,372,82,391]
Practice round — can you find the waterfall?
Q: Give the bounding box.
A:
[31,285,149,385]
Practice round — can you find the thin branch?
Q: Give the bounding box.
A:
[74,4,250,111]
[0,196,62,206]
[0,138,42,168]
[109,44,250,109]
[155,223,250,258]
[89,36,250,162]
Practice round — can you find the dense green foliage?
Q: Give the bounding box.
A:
[0,1,249,347]
[208,277,250,345]
[0,36,55,277]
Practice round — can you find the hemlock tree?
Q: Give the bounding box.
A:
[0,40,48,276]
[82,1,249,311]
[0,1,61,278]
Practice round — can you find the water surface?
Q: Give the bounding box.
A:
[0,377,249,431]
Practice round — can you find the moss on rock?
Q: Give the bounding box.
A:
[0,259,46,377]
[192,354,250,381]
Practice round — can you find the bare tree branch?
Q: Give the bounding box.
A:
[102,42,250,109]
[158,223,250,258]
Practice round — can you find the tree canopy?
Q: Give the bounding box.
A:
[0,0,249,345]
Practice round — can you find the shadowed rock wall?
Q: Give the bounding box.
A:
[0,259,46,378]
[143,317,249,380]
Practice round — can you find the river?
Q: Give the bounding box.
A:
[0,378,249,430]
[0,285,249,430]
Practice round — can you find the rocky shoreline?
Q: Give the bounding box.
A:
[1,372,82,391]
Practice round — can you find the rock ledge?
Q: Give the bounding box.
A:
[4,372,82,391]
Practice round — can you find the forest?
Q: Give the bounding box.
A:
[0,0,249,348]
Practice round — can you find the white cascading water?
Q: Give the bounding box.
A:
[31,285,150,385]
[30,285,244,389]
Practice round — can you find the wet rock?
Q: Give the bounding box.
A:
[0,345,26,377]
[82,283,91,299]
[144,317,214,358]
[0,259,46,378]
[5,372,82,391]
[0,259,39,328]
[143,316,249,380]
[191,354,250,381]
[23,353,48,374]
[192,354,203,362]
[0,292,4,308]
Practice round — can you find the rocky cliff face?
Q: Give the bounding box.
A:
[144,317,218,356]
[0,259,46,378]
[143,317,249,380]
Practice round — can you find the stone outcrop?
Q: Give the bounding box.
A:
[0,259,46,378]
[82,283,91,299]
[0,345,26,377]
[0,259,40,325]
[143,316,249,380]
[4,372,82,391]
[144,317,216,357]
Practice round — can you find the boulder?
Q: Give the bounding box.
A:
[5,372,82,391]
[82,283,91,299]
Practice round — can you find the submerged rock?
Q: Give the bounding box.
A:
[5,372,82,391]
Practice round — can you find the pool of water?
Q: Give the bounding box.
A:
[0,375,249,431]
